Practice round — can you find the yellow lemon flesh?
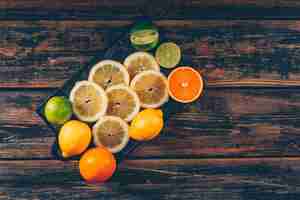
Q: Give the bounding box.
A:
[58,120,92,158]
[129,109,163,141]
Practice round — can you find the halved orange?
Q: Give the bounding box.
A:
[168,66,204,103]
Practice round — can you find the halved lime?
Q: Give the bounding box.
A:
[130,22,159,51]
[155,42,181,69]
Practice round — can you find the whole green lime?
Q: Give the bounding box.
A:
[44,96,72,125]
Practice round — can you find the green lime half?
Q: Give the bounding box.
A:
[155,42,181,69]
[130,22,159,51]
[44,96,73,125]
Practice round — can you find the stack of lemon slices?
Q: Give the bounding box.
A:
[68,52,168,155]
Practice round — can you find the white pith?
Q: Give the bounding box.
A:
[69,80,108,122]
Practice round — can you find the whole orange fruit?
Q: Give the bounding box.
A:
[79,147,116,182]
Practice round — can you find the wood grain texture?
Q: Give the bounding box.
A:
[134,88,300,158]
[1,1,300,199]
[0,90,54,158]
[3,0,300,9]
[1,88,300,159]
[1,0,300,19]
[2,20,300,88]
[1,158,300,199]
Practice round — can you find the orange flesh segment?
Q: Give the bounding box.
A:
[168,67,203,102]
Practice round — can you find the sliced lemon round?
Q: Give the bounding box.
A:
[155,42,181,69]
[93,116,129,153]
[106,85,140,122]
[130,71,169,108]
[89,60,129,90]
[124,52,159,79]
[69,81,108,122]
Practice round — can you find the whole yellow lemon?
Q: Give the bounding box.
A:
[129,109,164,141]
[58,120,91,158]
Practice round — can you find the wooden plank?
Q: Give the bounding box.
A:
[1,88,300,159]
[0,90,54,158]
[0,21,126,88]
[0,21,125,53]
[4,0,300,9]
[0,20,126,88]
[0,55,93,88]
[1,158,300,199]
[1,0,300,19]
[2,20,300,88]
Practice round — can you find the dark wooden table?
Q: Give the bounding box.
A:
[2,1,300,199]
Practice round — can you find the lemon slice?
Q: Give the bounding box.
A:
[89,60,130,90]
[106,85,140,122]
[70,81,108,122]
[130,71,169,108]
[93,116,129,153]
[155,42,181,69]
[124,52,159,79]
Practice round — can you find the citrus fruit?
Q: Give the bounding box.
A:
[168,66,204,103]
[130,70,169,108]
[69,81,108,122]
[130,22,159,51]
[79,147,116,183]
[88,60,129,90]
[155,42,181,69]
[106,85,140,122]
[58,120,92,158]
[124,52,159,79]
[92,116,129,153]
[129,108,164,141]
[44,96,72,125]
